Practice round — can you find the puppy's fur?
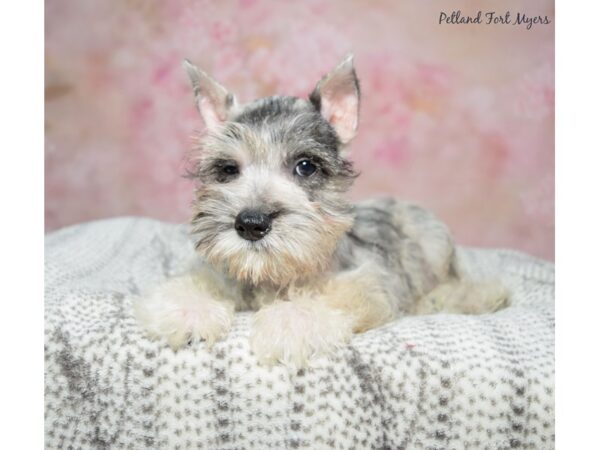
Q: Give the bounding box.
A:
[135,55,509,368]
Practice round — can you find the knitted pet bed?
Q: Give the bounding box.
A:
[45,217,555,449]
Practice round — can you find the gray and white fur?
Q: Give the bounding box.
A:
[135,55,509,369]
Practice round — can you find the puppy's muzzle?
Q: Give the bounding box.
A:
[235,209,273,241]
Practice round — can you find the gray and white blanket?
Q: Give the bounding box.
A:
[45,217,555,449]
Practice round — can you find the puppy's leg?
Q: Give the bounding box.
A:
[250,297,353,369]
[250,266,395,368]
[412,280,510,315]
[320,265,396,333]
[134,267,236,350]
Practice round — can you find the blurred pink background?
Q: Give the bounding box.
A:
[45,0,554,260]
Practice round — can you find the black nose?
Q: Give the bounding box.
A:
[235,210,273,241]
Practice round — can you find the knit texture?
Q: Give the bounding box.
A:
[45,217,555,449]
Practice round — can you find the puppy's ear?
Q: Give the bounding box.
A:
[183,59,236,130]
[309,54,360,144]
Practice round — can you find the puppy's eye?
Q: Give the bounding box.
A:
[221,164,239,176]
[212,161,239,183]
[295,159,317,177]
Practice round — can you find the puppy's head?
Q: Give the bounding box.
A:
[185,56,360,286]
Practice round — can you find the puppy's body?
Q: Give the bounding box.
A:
[135,56,508,368]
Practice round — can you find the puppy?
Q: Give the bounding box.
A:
[134,55,508,369]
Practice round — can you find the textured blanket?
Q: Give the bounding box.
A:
[45,217,555,450]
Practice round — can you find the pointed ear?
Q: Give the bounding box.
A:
[183,59,237,130]
[309,55,360,144]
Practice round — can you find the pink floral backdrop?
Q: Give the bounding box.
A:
[45,0,555,260]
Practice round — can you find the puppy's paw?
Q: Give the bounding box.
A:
[414,280,510,315]
[134,275,235,349]
[250,300,353,369]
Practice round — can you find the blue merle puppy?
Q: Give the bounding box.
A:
[135,55,509,369]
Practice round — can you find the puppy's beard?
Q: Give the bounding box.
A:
[196,208,353,286]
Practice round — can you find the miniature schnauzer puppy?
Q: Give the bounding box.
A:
[135,55,508,368]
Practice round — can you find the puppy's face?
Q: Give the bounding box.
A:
[185,56,360,286]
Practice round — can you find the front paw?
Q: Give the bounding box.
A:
[134,276,235,349]
[250,300,353,369]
